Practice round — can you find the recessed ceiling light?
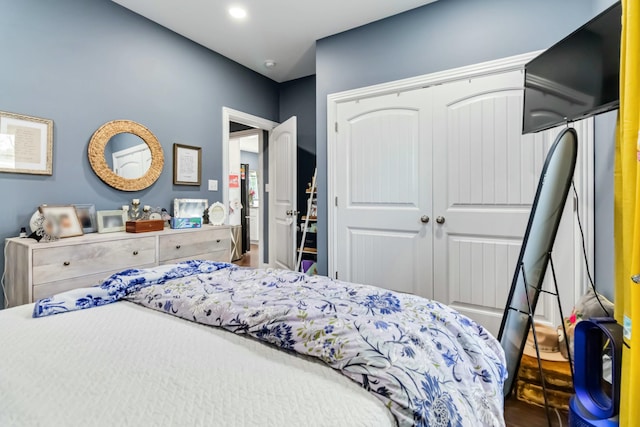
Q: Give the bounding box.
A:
[264,60,276,69]
[228,7,247,19]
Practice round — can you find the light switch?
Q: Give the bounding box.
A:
[208,179,218,191]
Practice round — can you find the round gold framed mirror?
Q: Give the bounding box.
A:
[88,120,164,191]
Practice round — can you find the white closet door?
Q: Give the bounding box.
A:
[334,88,433,297]
[431,70,577,335]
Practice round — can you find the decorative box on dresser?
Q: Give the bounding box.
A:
[4,226,231,308]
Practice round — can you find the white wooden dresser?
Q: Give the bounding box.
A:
[4,226,231,308]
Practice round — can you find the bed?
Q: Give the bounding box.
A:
[0,260,507,426]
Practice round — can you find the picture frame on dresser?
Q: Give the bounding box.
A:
[73,204,97,233]
[173,198,208,219]
[38,205,84,238]
[96,210,127,233]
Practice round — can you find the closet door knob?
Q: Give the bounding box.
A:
[436,216,445,224]
[63,261,70,266]
[420,215,430,224]
[175,245,181,249]
[133,250,139,255]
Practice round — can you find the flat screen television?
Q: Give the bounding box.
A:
[522,1,621,134]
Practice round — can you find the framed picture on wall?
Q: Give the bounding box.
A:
[0,110,53,175]
[173,143,201,186]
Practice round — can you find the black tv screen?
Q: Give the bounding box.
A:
[522,2,621,134]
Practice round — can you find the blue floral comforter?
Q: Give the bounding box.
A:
[34,260,507,426]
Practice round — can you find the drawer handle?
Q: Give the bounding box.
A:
[63,261,70,266]
[176,245,181,249]
[216,239,221,243]
[133,250,139,256]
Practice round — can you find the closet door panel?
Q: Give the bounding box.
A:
[334,88,433,298]
[433,71,528,335]
[432,70,574,335]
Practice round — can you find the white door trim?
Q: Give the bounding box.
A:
[327,51,594,313]
[326,51,542,106]
[222,107,279,267]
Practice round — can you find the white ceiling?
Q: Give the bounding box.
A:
[111,0,437,83]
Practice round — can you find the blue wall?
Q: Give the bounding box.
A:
[315,0,609,276]
[0,0,279,308]
[240,151,259,173]
[279,76,317,218]
[280,76,317,155]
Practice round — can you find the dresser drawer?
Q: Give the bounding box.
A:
[32,237,156,285]
[33,262,156,301]
[158,228,230,262]
[159,249,230,265]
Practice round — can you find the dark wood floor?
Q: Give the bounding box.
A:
[505,395,568,426]
[233,243,259,268]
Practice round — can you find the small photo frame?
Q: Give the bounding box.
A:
[173,198,208,218]
[173,143,201,186]
[97,210,127,233]
[208,202,226,226]
[73,204,97,233]
[38,205,84,238]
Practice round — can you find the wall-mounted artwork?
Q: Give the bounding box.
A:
[173,143,201,185]
[0,111,53,175]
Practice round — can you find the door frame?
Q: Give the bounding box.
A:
[222,107,278,267]
[327,51,594,313]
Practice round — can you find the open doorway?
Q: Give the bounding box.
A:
[228,128,261,267]
[222,107,299,270]
[222,107,278,268]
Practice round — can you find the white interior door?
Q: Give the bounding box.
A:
[431,71,534,335]
[431,70,582,335]
[334,88,433,297]
[269,117,297,270]
[112,144,151,178]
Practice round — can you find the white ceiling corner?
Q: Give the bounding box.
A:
[111,0,437,83]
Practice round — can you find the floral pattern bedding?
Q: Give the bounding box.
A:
[34,260,507,427]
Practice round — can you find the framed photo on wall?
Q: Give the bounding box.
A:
[0,110,53,175]
[173,143,201,185]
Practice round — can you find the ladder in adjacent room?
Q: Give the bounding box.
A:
[295,168,317,273]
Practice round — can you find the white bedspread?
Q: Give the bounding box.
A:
[0,302,396,427]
